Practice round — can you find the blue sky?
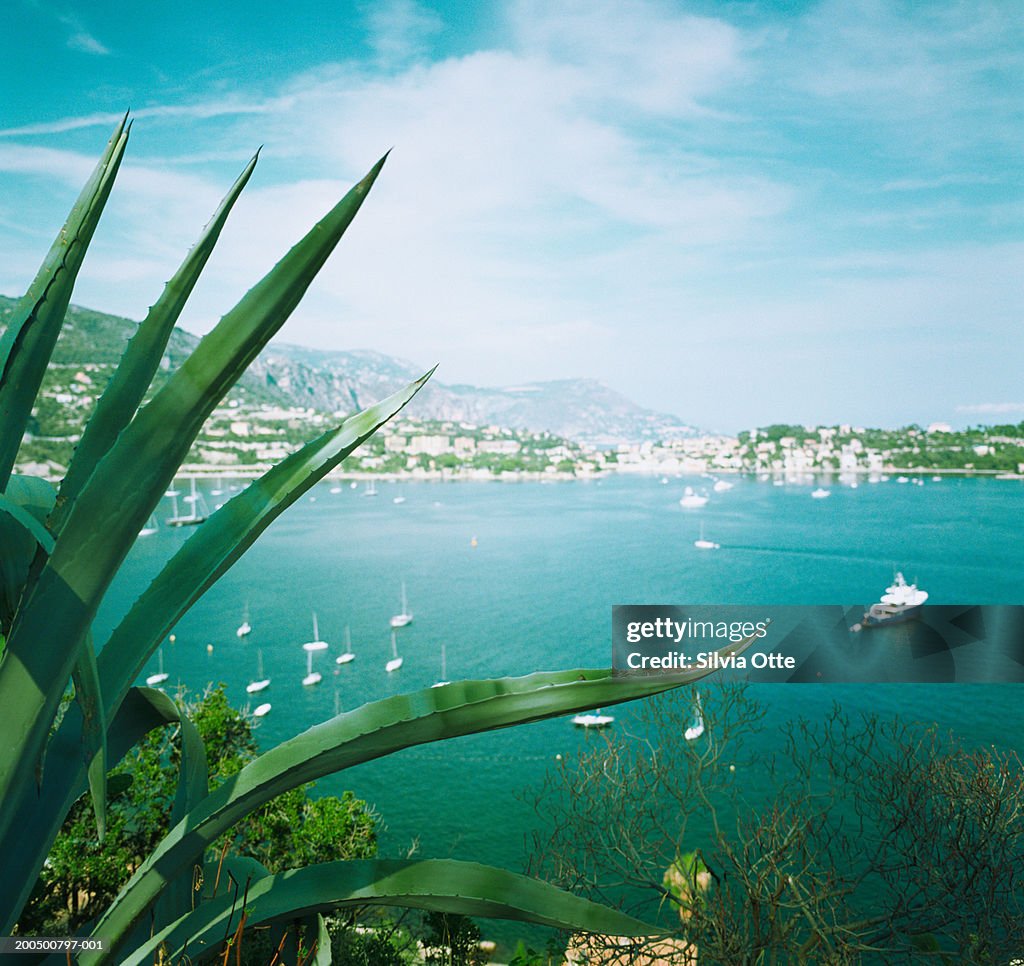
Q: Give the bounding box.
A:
[1,0,1021,432]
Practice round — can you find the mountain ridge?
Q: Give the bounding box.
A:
[0,295,698,445]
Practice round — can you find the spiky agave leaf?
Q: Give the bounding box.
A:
[89,639,756,962]
[0,116,128,488]
[0,686,211,934]
[0,155,387,841]
[0,375,432,928]
[51,152,260,532]
[121,859,664,966]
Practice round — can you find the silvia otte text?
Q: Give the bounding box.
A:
[625,650,796,670]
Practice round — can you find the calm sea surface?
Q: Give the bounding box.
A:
[96,474,1023,945]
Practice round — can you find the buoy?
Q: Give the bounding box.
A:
[206,643,214,654]
[470,535,478,548]
[169,634,176,643]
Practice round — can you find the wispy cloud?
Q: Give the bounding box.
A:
[0,101,276,138]
[364,0,443,66]
[64,28,109,56]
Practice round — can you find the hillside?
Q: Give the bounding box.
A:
[0,295,697,445]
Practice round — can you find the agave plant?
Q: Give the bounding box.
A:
[0,116,750,963]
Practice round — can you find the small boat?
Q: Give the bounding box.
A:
[712,479,733,492]
[392,494,406,505]
[145,647,169,687]
[335,626,355,665]
[390,582,413,628]
[431,641,449,688]
[329,485,342,494]
[897,476,910,484]
[302,612,328,685]
[694,521,719,551]
[253,702,271,717]
[385,629,403,673]
[684,692,705,741]
[811,487,831,499]
[236,603,252,639]
[679,486,709,509]
[858,572,928,628]
[246,649,270,694]
[167,477,207,527]
[572,709,614,728]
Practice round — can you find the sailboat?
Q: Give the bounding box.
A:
[572,708,614,728]
[694,522,720,551]
[684,692,705,741]
[335,626,356,663]
[336,626,355,665]
[139,513,159,537]
[236,602,252,638]
[385,629,403,672]
[431,641,449,688]
[390,582,413,628]
[246,649,270,694]
[167,477,207,527]
[145,647,169,687]
[302,612,328,685]
[364,480,378,497]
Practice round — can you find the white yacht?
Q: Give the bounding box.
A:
[246,649,270,694]
[390,582,413,628]
[684,692,705,741]
[302,612,328,685]
[694,521,720,550]
[145,647,169,687]
[861,572,928,627]
[167,477,207,527]
[385,629,403,673]
[679,486,709,509]
[335,626,355,665]
[572,709,615,728]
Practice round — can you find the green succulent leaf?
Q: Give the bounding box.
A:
[0,686,206,934]
[0,493,54,635]
[70,632,108,842]
[99,369,432,717]
[90,641,755,960]
[0,155,387,836]
[0,116,128,489]
[312,913,332,966]
[52,153,260,531]
[119,859,661,966]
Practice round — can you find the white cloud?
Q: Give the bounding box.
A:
[364,0,443,66]
[66,30,109,55]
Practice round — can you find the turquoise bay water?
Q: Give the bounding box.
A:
[97,474,1023,943]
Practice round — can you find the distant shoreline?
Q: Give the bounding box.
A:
[15,462,1024,485]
